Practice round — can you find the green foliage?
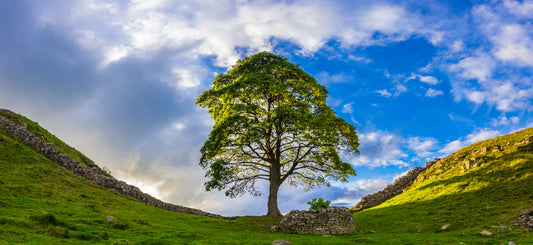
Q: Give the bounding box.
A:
[196,52,358,214]
[307,198,330,210]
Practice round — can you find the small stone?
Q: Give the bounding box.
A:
[441,224,450,230]
[270,225,278,232]
[106,216,119,222]
[480,230,492,236]
[508,242,516,245]
[417,229,421,233]
[272,240,292,245]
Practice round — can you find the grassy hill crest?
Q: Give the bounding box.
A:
[352,127,533,243]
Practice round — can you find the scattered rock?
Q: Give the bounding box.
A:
[480,230,492,236]
[441,224,450,230]
[508,241,516,245]
[519,211,533,228]
[272,240,292,245]
[106,216,119,222]
[516,136,533,145]
[270,225,278,232]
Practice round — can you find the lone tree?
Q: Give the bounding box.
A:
[196,52,359,217]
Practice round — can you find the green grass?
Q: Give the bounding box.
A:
[0,110,532,244]
[0,110,104,173]
[353,127,533,244]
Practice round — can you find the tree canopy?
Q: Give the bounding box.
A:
[196,51,359,216]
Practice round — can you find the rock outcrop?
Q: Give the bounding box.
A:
[352,159,438,212]
[519,211,533,228]
[0,110,228,219]
[277,207,356,235]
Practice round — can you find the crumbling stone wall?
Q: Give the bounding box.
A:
[277,207,356,235]
[352,159,438,212]
[0,110,228,219]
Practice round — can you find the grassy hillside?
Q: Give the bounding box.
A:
[0,111,365,244]
[353,127,533,244]
[0,110,531,244]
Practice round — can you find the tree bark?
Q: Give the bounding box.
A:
[267,159,283,217]
[266,181,282,217]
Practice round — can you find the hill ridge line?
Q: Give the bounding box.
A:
[351,159,439,212]
[0,110,230,219]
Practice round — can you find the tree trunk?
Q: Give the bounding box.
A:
[267,158,282,217]
[266,181,282,217]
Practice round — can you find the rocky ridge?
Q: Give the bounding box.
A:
[0,109,228,219]
[351,159,438,212]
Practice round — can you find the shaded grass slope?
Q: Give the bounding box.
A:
[353,127,533,244]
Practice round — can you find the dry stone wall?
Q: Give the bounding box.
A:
[277,207,356,235]
[352,159,438,212]
[0,110,227,219]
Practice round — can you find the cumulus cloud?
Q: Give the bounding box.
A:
[492,115,520,126]
[376,89,393,97]
[445,1,533,112]
[407,136,438,157]
[342,103,354,114]
[425,88,444,97]
[450,52,496,82]
[409,73,440,85]
[351,131,408,167]
[439,128,501,155]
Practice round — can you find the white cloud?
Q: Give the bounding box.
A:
[491,24,533,66]
[172,68,202,88]
[492,115,520,126]
[503,0,533,19]
[172,121,186,131]
[342,103,354,114]
[439,128,501,156]
[351,131,408,168]
[466,128,500,144]
[450,52,496,82]
[439,140,463,156]
[425,88,443,97]
[407,136,437,157]
[376,89,392,97]
[444,1,533,112]
[418,75,440,85]
[316,71,351,84]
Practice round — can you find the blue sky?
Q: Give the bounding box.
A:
[0,0,532,216]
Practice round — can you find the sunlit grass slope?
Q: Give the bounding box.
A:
[353,127,533,244]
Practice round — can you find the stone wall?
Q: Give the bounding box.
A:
[351,159,438,212]
[277,207,356,235]
[0,110,228,219]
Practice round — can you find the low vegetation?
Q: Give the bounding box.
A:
[0,110,531,244]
